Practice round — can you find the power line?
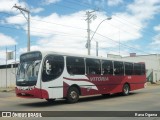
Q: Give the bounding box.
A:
[30,26,85,37]
[0,3,157,56]
[62,0,157,38]
[0,7,156,37]
[93,32,150,55]
[0,19,85,37]
[0,21,152,55]
[0,18,153,56]
[0,25,23,31]
[112,16,156,36]
[73,1,157,36]
[65,0,92,8]
[0,24,85,38]
[90,21,141,39]
[92,37,160,62]
[0,12,86,30]
[0,23,152,56]
[31,19,86,30]
[54,3,79,11]
[0,1,156,38]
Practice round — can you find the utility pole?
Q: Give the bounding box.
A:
[6,47,7,88]
[87,11,90,55]
[96,41,98,56]
[15,45,16,77]
[85,10,97,55]
[13,4,30,52]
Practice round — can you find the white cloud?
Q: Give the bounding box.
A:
[127,0,160,21]
[0,0,43,21]
[94,0,107,8]
[18,2,159,56]
[108,0,123,6]
[4,0,160,58]
[0,49,17,65]
[114,0,160,55]
[5,14,27,25]
[42,0,61,5]
[0,33,17,46]
[154,24,160,31]
[151,24,160,47]
[152,34,160,44]
[0,0,27,13]
[150,1,160,49]
[85,0,123,8]
[16,10,144,56]
[29,11,86,38]
[31,7,44,13]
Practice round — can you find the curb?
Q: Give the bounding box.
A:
[0,88,14,92]
[147,82,160,86]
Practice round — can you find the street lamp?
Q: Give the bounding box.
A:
[90,17,112,41]
[86,17,112,56]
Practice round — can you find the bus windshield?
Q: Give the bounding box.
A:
[17,60,41,82]
[16,52,42,86]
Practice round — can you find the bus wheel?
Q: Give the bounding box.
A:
[102,94,110,97]
[46,99,55,103]
[122,84,130,96]
[67,87,79,103]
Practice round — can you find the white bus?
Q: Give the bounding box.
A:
[16,51,146,103]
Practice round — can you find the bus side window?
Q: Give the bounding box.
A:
[125,62,133,75]
[141,64,145,75]
[66,57,85,75]
[42,55,64,82]
[102,60,113,75]
[134,63,141,75]
[114,61,124,75]
[86,58,101,75]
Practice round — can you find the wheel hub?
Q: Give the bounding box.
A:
[70,91,77,99]
[124,86,129,94]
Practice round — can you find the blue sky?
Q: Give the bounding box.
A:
[0,0,160,64]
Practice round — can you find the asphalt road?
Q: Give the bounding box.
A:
[0,85,160,120]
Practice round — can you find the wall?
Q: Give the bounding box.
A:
[122,55,160,83]
[0,66,17,88]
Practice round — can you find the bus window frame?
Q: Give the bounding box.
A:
[66,56,85,75]
[141,64,146,75]
[133,63,142,75]
[86,58,101,75]
[113,61,124,76]
[124,62,134,75]
[102,60,113,75]
[42,54,64,82]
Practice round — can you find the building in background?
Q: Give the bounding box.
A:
[108,53,160,83]
[0,63,18,88]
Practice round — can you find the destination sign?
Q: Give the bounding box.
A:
[20,52,42,62]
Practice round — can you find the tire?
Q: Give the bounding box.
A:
[67,87,79,103]
[46,99,55,103]
[102,94,110,97]
[122,84,130,96]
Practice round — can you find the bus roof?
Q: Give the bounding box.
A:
[21,50,145,64]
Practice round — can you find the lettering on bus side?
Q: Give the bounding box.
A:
[89,77,109,81]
